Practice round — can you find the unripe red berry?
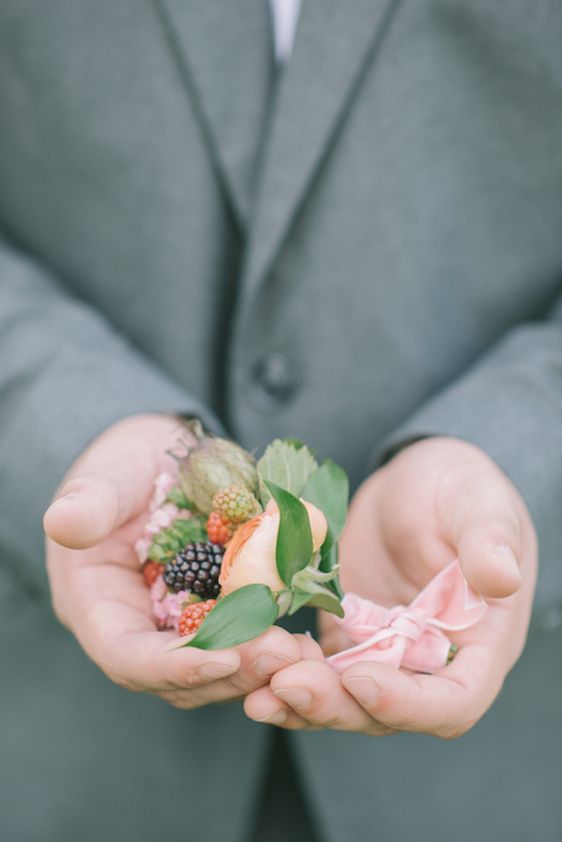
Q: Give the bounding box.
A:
[206,511,235,545]
[178,599,217,636]
[143,561,164,587]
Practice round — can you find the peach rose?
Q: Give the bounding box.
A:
[219,499,328,596]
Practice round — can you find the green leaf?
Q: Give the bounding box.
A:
[320,544,344,599]
[182,584,279,649]
[302,460,349,577]
[283,438,307,451]
[275,589,293,617]
[302,460,348,543]
[305,588,345,618]
[265,481,314,585]
[290,564,343,616]
[291,564,341,590]
[287,590,311,615]
[257,439,318,505]
[147,516,208,563]
[288,585,345,618]
[165,486,194,510]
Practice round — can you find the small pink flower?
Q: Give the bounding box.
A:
[150,576,172,627]
[145,503,179,535]
[135,474,191,566]
[134,537,151,564]
[150,472,176,511]
[150,577,194,630]
[164,590,193,630]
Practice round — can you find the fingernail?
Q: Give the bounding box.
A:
[197,662,238,681]
[256,710,288,726]
[254,652,296,677]
[343,676,381,705]
[494,544,520,573]
[273,688,312,709]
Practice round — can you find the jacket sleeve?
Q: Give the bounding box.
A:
[0,237,223,595]
[377,295,562,621]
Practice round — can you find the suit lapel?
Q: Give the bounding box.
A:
[242,0,402,297]
[154,0,274,229]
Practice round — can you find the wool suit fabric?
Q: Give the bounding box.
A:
[0,2,561,840]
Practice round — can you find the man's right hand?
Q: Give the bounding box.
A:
[43,413,302,709]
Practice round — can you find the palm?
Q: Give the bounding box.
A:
[46,426,191,689]
[320,439,535,670]
[45,415,302,707]
[245,438,537,737]
[49,516,179,688]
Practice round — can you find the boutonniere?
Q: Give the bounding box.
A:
[135,421,486,670]
[135,421,348,648]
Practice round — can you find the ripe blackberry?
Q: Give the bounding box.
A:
[164,542,224,599]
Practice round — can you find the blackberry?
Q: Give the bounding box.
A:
[164,542,224,599]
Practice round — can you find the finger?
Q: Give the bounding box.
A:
[439,462,524,598]
[293,632,325,661]
[317,613,353,656]
[171,627,308,710]
[76,597,241,692]
[269,660,393,734]
[44,428,161,549]
[231,626,303,689]
[244,686,314,730]
[342,643,502,738]
[201,630,317,705]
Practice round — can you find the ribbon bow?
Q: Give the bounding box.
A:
[328,561,487,674]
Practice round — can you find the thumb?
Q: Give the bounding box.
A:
[458,525,522,599]
[442,470,524,600]
[44,430,158,550]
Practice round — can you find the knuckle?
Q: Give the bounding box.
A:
[227,673,253,695]
[435,717,477,740]
[368,691,394,719]
[367,724,395,737]
[96,654,143,692]
[104,669,140,693]
[317,715,341,729]
[158,691,195,710]
[301,708,335,726]
[183,669,204,689]
[393,715,420,733]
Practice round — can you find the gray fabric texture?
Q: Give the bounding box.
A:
[0,1,561,840]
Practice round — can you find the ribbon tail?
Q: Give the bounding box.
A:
[326,561,487,674]
[410,560,487,632]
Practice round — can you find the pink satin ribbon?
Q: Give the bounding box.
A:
[328,561,487,674]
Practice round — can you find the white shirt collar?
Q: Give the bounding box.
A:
[269,0,302,64]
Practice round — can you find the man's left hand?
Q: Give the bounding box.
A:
[244,438,537,738]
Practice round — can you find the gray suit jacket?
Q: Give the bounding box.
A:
[0,2,561,840]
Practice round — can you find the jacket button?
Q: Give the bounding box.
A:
[250,352,300,405]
